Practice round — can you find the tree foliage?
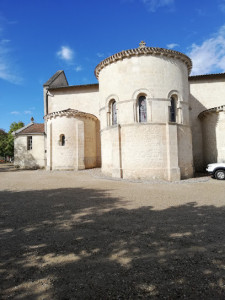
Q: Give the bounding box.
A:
[9,122,25,134]
[0,129,7,157]
[0,129,7,135]
[0,122,25,158]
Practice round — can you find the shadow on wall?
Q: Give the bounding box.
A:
[1,187,225,299]
[201,113,219,166]
[96,119,101,167]
[14,145,40,169]
[83,119,101,169]
[189,94,207,172]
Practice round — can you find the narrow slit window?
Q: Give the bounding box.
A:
[170,96,177,122]
[138,96,147,123]
[60,134,65,146]
[112,100,117,125]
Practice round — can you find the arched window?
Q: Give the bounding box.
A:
[59,134,65,146]
[170,96,177,122]
[138,95,147,123]
[108,99,117,126]
[112,100,117,125]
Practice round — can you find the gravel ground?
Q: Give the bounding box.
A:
[0,163,225,299]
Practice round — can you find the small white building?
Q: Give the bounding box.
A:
[13,122,45,169]
[14,42,225,180]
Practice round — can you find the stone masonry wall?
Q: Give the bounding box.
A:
[46,114,100,171]
[98,54,192,180]
[14,135,45,169]
[189,78,225,171]
[48,86,99,118]
[201,111,225,165]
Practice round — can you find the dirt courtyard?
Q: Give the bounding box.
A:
[0,164,225,299]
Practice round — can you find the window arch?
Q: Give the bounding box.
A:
[59,134,65,146]
[108,99,117,126]
[169,96,177,122]
[138,95,147,123]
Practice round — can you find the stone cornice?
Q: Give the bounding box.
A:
[15,132,45,136]
[100,122,190,133]
[198,105,225,120]
[99,98,189,112]
[95,47,192,79]
[44,108,98,121]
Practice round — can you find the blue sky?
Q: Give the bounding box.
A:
[1,0,225,131]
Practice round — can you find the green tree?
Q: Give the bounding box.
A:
[9,121,25,134]
[0,129,7,158]
[5,122,25,157]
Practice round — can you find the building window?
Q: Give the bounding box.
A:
[170,96,177,122]
[138,95,147,123]
[60,134,65,146]
[27,136,32,150]
[111,100,117,125]
[108,99,117,126]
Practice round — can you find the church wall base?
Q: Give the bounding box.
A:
[103,167,182,181]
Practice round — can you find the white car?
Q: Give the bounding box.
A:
[206,163,225,180]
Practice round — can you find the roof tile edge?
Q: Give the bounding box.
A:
[198,105,225,120]
[12,122,34,136]
[44,108,98,121]
[94,47,192,79]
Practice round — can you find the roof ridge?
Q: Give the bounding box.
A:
[14,123,45,135]
[12,122,34,136]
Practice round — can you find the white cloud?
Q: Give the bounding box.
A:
[11,109,35,115]
[219,0,225,13]
[10,111,20,115]
[97,52,104,58]
[188,25,225,75]
[141,0,174,12]
[167,43,179,49]
[75,66,82,72]
[0,23,22,84]
[57,46,74,61]
[1,39,10,44]
[0,52,22,84]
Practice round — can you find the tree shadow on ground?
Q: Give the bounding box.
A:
[0,163,30,172]
[0,187,225,299]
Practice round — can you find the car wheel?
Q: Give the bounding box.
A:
[215,170,225,180]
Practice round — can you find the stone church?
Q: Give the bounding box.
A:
[13,42,225,181]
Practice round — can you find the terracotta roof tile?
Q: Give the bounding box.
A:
[95,46,192,78]
[20,123,44,134]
